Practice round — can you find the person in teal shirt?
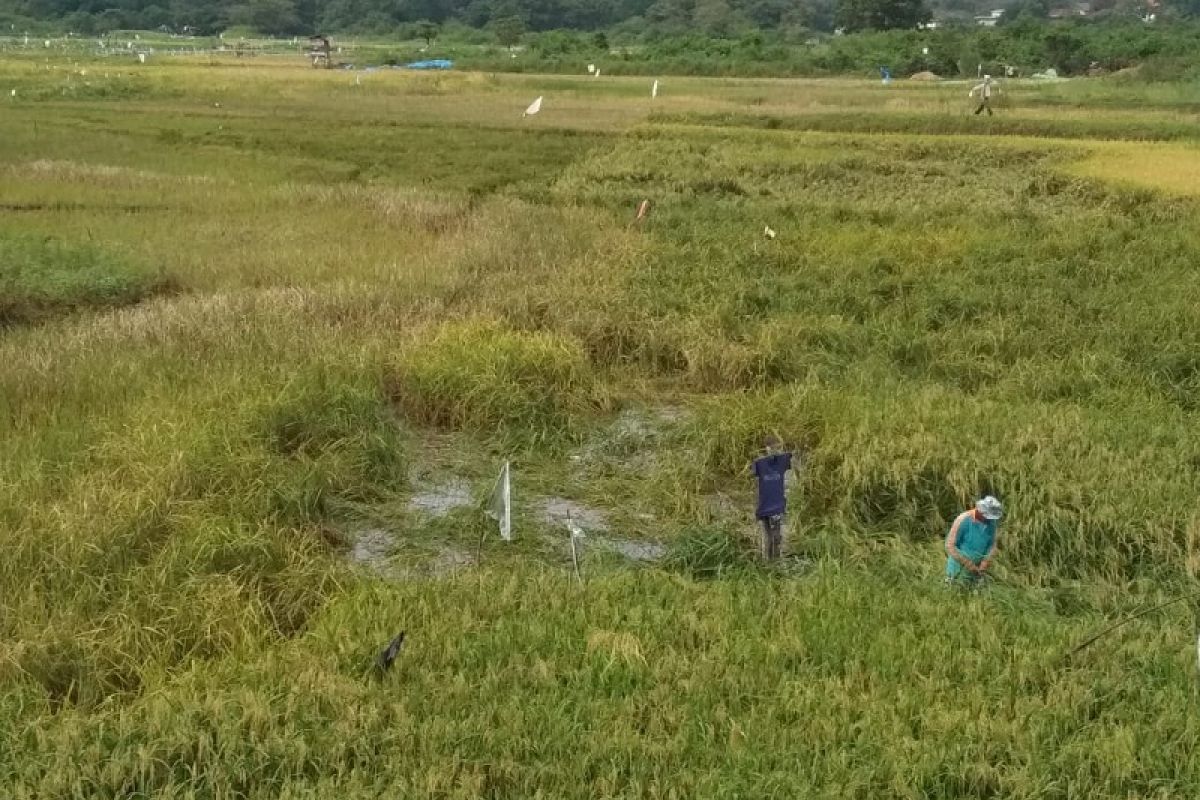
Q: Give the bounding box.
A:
[945,496,1003,585]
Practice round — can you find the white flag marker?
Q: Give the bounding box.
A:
[523,95,543,117]
[651,79,659,99]
[566,513,585,583]
[486,461,513,541]
[764,226,777,239]
[587,64,595,74]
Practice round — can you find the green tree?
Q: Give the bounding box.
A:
[95,8,127,31]
[836,0,931,30]
[693,0,736,34]
[492,14,524,46]
[415,19,439,44]
[782,0,837,32]
[645,0,694,33]
[235,0,303,34]
[1000,0,1050,25]
[141,4,171,29]
[1043,28,1087,73]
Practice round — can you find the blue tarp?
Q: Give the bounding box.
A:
[403,59,453,70]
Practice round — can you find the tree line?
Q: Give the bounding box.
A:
[3,0,1196,36]
[2,0,1198,78]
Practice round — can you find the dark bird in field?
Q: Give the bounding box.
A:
[375,631,406,672]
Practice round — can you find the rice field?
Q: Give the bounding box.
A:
[2,53,1199,798]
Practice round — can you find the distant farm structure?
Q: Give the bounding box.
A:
[307,35,332,68]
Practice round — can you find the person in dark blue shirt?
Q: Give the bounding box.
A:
[751,435,793,561]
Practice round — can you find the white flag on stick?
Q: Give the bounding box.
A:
[651,79,659,99]
[523,96,543,117]
[486,461,513,541]
[566,513,585,583]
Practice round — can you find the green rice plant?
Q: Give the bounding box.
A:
[386,318,610,443]
[662,525,760,579]
[0,231,173,325]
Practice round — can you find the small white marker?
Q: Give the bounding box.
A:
[764,226,777,239]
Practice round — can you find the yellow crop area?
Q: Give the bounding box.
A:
[1069,140,1200,196]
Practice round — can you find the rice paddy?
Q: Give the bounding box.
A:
[2,53,1199,797]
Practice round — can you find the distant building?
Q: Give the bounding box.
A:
[974,9,1005,26]
[1049,2,1091,18]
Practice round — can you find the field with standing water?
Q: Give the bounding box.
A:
[2,53,1200,798]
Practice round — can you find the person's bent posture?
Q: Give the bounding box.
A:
[945,496,1003,586]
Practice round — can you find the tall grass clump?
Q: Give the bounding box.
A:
[0,298,407,708]
[387,318,609,443]
[663,525,760,579]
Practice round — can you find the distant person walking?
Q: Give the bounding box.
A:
[969,75,998,116]
[945,496,1004,586]
[751,435,793,561]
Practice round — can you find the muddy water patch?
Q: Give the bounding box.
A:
[349,528,398,577]
[572,406,692,471]
[408,477,473,517]
[347,528,475,580]
[542,496,609,532]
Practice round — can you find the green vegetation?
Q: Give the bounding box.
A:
[1,0,1194,38]
[1,58,1198,796]
[0,231,173,325]
[6,0,1200,79]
